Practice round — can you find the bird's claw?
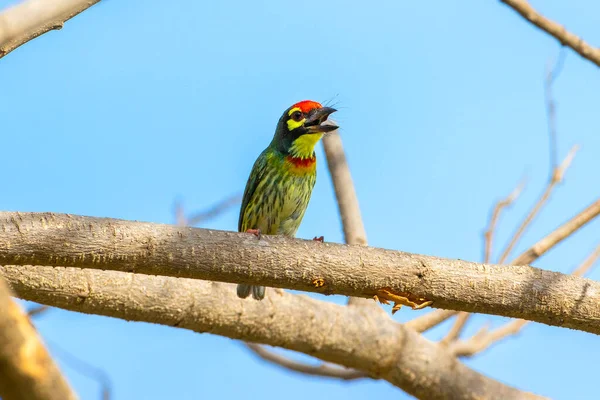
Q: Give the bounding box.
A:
[373,288,433,315]
[246,229,262,240]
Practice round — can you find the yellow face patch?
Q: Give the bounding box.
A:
[286,107,305,131]
[289,132,324,159]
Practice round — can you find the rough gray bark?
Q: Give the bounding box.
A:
[0,211,599,334]
[0,265,545,400]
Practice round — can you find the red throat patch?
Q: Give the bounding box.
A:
[286,155,316,168]
[292,100,322,114]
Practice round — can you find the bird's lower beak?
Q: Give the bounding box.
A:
[304,107,338,133]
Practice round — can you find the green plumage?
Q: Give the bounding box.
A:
[236,102,337,301]
[238,149,316,236]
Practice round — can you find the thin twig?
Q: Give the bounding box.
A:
[440,179,526,345]
[173,194,241,227]
[545,49,567,173]
[498,47,573,264]
[450,243,600,357]
[498,145,578,264]
[245,343,368,380]
[501,0,600,68]
[27,304,50,317]
[46,338,112,400]
[483,178,526,264]
[405,310,457,333]
[408,197,600,334]
[512,197,599,266]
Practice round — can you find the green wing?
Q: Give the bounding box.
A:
[238,149,270,232]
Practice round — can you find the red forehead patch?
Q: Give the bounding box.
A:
[291,100,322,113]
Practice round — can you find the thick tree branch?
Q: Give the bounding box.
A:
[0,0,101,59]
[0,276,76,400]
[501,0,600,68]
[0,205,599,333]
[0,265,544,400]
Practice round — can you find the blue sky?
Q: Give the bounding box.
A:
[1,0,599,399]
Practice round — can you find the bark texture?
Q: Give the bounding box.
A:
[1,265,545,400]
[0,212,599,334]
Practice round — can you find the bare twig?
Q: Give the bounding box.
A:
[0,276,76,400]
[0,0,101,58]
[405,310,457,333]
[511,197,598,266]
[483,179,526,263]
[46,339,112,400]
[27,305,50,317]
[245,344,368,380]
[439,312,471,346]
[498,145,578,264]
[544,50,567,173]
[174,194,241,227]
[451,244,600,357]
[441,179,525,345]
[500,0,600,68]
[409,197,600,334]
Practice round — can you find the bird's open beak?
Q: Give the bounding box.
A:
[304,107,338,133]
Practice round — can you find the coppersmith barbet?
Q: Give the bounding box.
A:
[236,100,338,300]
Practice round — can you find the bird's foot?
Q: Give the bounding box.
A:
[312,236,325,242]
[373,288,433,315]
[246,228,262,240]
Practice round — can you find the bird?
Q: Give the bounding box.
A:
[236,100,338,300]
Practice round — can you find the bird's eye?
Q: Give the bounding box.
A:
[291,111,304,122]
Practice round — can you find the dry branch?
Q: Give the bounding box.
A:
[245,344,368,380]
[451,244,600,357]
[322,130,368,246]
[0,276,76,400]
[0,265,544,400]
[0,206,599,333]
[501,0,600,68]
[498,145,578,263]
[442,179,525,345]
[0,0,101,58]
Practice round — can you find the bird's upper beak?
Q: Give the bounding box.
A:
[304,107,338,133]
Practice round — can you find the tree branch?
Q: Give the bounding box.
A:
[498,145,578,264]
[500,0,600,68]
[0,265,545,400]
[0,276,76,400]
[450,243,600,357]
[0,204,599,333]
[0,0,101,59]
[173,194,241,227]
[245,344,368,381]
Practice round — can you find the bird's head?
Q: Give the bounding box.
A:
[271,100,338,159]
